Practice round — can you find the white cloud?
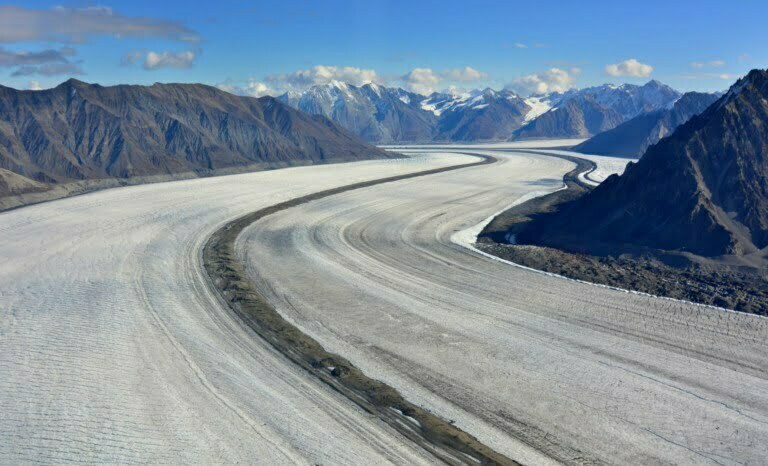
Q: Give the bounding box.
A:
[401,68,442,94]
[143,50,196,70]
[0,6,198,44]
[514,43,528,49]
[123,50,197,70]
[604,58,653,78]
[217,79,274,98]
[28,80,42,91]
[442,66,488,83]
[505,67,580,96]
[221,64,488,97]
[690,60,725,69]
[264,65,379,91]
[400,66,489,94]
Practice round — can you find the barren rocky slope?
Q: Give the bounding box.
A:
[511,80,680,140]
[511,95,624,140]
[0,79,391,197]
[516,69,768,259]
[573,91,721,157]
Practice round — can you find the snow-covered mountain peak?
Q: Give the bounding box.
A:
[363,82,382,97]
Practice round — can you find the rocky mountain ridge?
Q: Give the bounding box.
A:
[280,80,682,143]
[515,69,768,261]
[573,91,721,157]
[0,79,392,195]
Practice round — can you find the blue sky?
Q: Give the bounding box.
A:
[1,0,765,96]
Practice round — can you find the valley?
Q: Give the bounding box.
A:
[2,141,767,464]
[3,3,766,465]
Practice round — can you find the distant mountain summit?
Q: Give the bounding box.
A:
[511,94,624,140]
[432,88,531,141]
[279,81,437,143]
[0,79,390,190]
[511,80,681,140]
[517,69,768,259]
[574,91,721,157]
[280,80,682,143]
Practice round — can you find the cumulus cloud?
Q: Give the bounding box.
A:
[401,68,442,94]
[220,64,488,97]
[122,50,197,70]
[442,66,488,83]
[264,65,379,91]
[218,65,380,97]
[28,80,42,91]
[604,58,653,78]
[143,50,196,70]
[690,60,725,69]
[0,6,198,44]
[400,66,489,94]
[505,67,580,96]
[217,79,274,98]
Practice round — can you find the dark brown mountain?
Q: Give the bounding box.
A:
[573,91,721,157]
[0,79,392,193]
[517,69,768,259]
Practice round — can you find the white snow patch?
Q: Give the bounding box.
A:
[523,95,552,122]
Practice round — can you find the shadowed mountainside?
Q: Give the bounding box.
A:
[573,91,721,157]
[0,79,393,195]
[516,69,768,261]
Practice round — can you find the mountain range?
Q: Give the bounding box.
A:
[278,80,682,143]
[0,79,391,197]
[516,69,768,260]
[573,91,721,157]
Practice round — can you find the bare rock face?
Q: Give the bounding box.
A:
[512,95,624,140]
[511,80,680,140]
[573,91,721,157]
[0,79,392,189]
[279,82,438,143]
[518,69,768,258]
[434,89,531,141]
[281,80,682,143]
